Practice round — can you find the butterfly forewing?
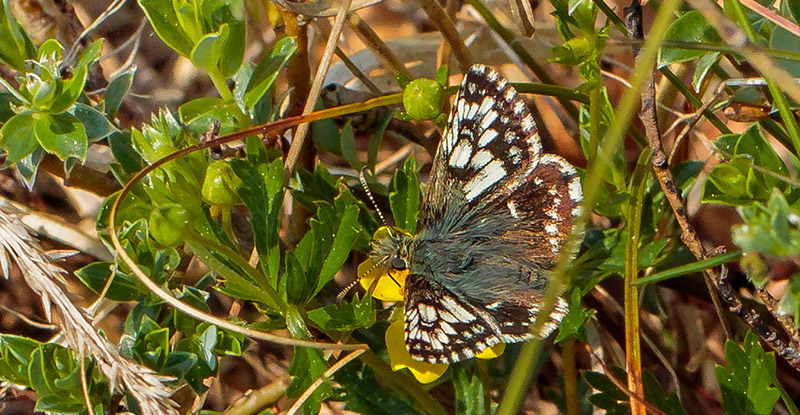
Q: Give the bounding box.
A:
[421,65,543,230]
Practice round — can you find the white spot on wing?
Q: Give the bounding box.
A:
[464,160,506,201]
[480,110,498,131]
[436,329,449,344]
[468,102,479,120]
[521,115,535,132]
[505,130,517,143]
[449,139,472,168]
[549,237,560,253]
[442,296,476,322]
[478,129,498,147]
[419,304,437,323]
[545,223,559,235]
[440,321,457,335]
[505,88,516,102]
[478,96,494,117]
[514,101,525,115]
[569,177,582,202]
[470,149,493,170]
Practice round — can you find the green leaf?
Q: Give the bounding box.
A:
[287,347,332,415]
[0,0,36,70]
[190,23,230,72]
[555,289,595,343]
[75,262,141,302]
[50,39,102,114]
[389,157,421,233]
[335,363,422,415]
[307,294,375,331]
[29,344,85,413]
[453,366,485,415]
[316,204,361,293]
[179,97,244,135]
[585,368,629,413]
[715,332,780,415]
[770,27,800,77]
[244,36,297,112]
[32,112,88,161]
[138,0,194,57]
[658,11,722,68]
[285,251,310,305]
[72,103,116,141]
[692,52,721,92]
[0,335,40,386]
[104,67,135,119]
[231,152,283,286]
[202,0,246,77]
[107,131,145,177]
[0,113,39,165]
[789,0,800,23]
[643,371,687,415]
[340,121,360,169]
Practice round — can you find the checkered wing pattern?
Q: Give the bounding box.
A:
[404,64,582,364]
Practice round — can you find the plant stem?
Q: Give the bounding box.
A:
[625,147,650,415]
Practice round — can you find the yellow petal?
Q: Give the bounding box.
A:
[476,342,505,359]
[385,318,448,383]
[357,258,407,302]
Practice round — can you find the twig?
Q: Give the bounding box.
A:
[222,378,287,415]
[346,13,411,78]
[285,0,352,175]
[80,356,95,415]
[417,0,473,71]
[715,266,800,369]
[285,349,365,415]
[334,46,383,95]
[625,0,734,340]
[582,344,667,415]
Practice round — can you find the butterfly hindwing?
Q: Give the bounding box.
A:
[404,275,504,364]
[404,274,570,364]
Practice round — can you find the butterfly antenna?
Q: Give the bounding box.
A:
[336,257,385,304]
[360,166,388,226]
[335,279,360,304]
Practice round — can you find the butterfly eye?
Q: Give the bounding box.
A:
[391,257,407,271]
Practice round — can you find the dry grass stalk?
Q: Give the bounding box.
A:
[0,207,178,415]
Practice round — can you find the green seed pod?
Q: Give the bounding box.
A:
[403,78,444,121]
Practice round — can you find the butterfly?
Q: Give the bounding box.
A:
[369,64,583,364]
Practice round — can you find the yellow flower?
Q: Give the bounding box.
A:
[358,240,506,383]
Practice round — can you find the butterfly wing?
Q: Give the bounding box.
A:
[405,64,582,364]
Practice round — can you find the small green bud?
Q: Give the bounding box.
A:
[202,160,243,207]
[403,78,444,120]
[149,204,192,246]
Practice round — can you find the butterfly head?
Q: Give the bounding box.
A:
[369,226,414,274]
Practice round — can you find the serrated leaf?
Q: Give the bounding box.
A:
[316,204,361,293]
[453,366,485,415]
[389,157,420,233]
